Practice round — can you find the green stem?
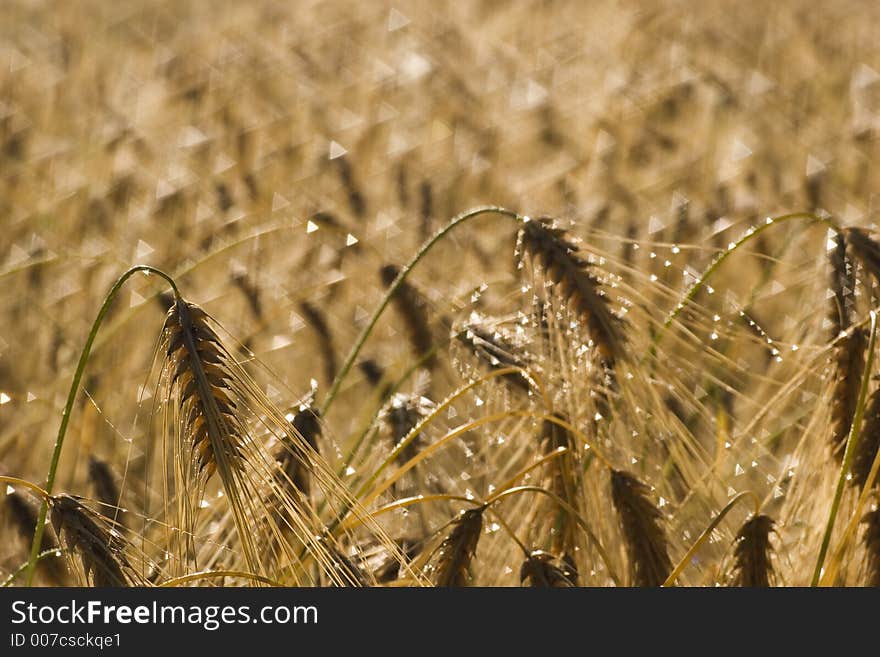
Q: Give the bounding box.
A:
[319,206,520,417]
[811,310,878,586]
[655,212,840,352]
[25,265,180,586]
[3,549,68,587]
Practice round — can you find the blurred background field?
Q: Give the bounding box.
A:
[2,0,880,585]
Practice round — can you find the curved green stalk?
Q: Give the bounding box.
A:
[25,265,180,586]
[655,212,840,351]
[3,549,68,587]
[822,439,880,585]
[811,310,878,586]
[319,206,521,416]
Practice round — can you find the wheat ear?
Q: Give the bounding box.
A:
[520,550,576,587]
[730,514,775,587]
[50,494,141,587]
[610,469,672,587]
[519,217,624,365]
[431,508,484,587]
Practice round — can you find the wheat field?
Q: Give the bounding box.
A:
[2,0,880,587]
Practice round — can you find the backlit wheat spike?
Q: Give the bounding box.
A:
[456,314,535,392]
[830,327,866,462]
[519,217,624,365]
[50,494,141,587]
[730,514,775,587]
[162,298,260,572]
[846,227,880,289]
[431,508,484,587]
[828,232,854,335]
[610,470,672,587]
[520,550,576,587]
[164,299,245,482]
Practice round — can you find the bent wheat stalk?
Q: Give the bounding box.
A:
[656,212,841,352]
[26,265,180,585]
